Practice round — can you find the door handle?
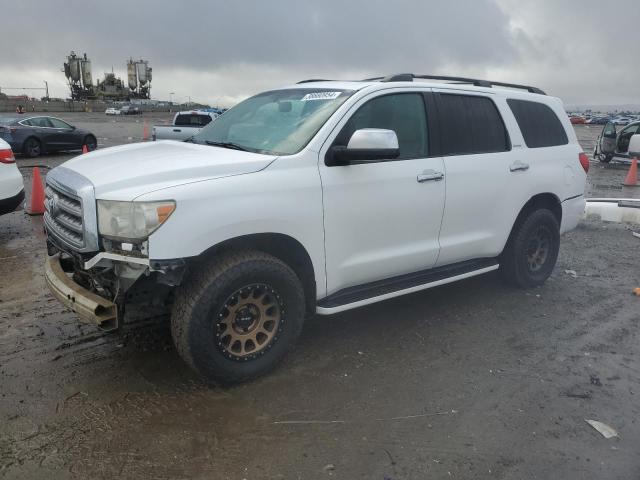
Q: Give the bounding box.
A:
[509,161,530,172]
[173,129,181,132]
[417,170,444,183]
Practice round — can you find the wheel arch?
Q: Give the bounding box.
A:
[194,233,317,316]
[502,192,562,254]
[22,135,43,154]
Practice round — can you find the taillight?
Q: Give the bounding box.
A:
[0,148,15,164]
[579,152,589,173]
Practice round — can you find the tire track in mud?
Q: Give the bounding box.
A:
[1,378,257,478]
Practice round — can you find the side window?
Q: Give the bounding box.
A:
[602,122,616,138]
[620,123,640,137]
[334,93,428,159]
[30,117,53,128]
[174,114,214,127]
[20,119,33,126]
[507,99,568,148]
[48,118,72,129]
[437,94,510,155]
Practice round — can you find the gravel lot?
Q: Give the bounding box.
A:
[1,116,639,479]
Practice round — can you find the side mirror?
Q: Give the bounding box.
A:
[327,128,400,165]
[628,134,640,157]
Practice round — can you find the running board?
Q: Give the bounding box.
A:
[316,258,499,315]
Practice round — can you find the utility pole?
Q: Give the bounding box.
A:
[44,81,49,100]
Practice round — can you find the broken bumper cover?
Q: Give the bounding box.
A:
[45,254,118,330]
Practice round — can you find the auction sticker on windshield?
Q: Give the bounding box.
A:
[301,92,342,101]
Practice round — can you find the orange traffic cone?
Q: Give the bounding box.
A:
[26,167,45,216]
[142,120,149,141]
[82,144,89,154]
[623,158,639,187]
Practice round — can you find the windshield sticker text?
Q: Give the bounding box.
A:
[301,92,341,101]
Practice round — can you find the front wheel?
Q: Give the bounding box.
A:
[83,135,97,151]
[500,209,560,288]
[171,251,306,384]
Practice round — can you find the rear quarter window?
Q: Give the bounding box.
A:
[175,114,212,127]
[437,94,510,155]
[507,99,568,148]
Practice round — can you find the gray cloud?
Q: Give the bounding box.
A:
[1,0,638,106]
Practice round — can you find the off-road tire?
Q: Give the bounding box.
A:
[500,209,560,288]
[171,250,305,384]
[23,137,41,158]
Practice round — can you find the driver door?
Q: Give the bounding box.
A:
[319,91,446,296]
[597,121,617,157]
[47,117,77,150]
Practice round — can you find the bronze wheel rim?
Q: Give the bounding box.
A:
[526,226,551,272]
[215,284,283,360]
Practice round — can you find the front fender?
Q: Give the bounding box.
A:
[138,165,326,297]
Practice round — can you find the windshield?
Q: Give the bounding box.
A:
[191,88,354,155]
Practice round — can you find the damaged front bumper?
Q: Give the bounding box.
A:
[45,254,119,331]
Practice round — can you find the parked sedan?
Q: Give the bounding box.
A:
[0,116,97,158]
[0,139,24,216]
[105,108,120,115]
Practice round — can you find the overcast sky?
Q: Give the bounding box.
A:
[1,0,637,107]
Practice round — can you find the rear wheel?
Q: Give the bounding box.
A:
[23,137,41,158]
[171,250,306,384]
[500,209,560,288]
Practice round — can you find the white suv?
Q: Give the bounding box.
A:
[43,74,588,383]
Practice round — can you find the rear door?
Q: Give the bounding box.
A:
[25,117,58,150]
[432,90,519,266]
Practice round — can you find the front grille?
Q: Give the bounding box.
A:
[45,184,84,249]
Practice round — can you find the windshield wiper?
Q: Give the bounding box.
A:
[204,140,248,151]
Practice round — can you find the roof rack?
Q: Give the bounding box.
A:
[382,74,546,95]
[297,73,546,95]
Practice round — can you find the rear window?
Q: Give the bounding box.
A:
[437,94,510,155]
[175,114,213,127]
[507,99,568,148]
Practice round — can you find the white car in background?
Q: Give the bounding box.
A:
[105,108,120,115]
[0,139,25,216]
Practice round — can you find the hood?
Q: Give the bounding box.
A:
[60,140,276,200]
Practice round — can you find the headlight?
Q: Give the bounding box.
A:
[97,200,175,240]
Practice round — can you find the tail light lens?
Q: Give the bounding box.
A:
[0,148,15,164]
[579,152,589,173]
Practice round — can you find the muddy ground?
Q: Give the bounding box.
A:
[1,118,639,479]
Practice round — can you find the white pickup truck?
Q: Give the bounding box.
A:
[152,110,219,141]
[43,74,587,383]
